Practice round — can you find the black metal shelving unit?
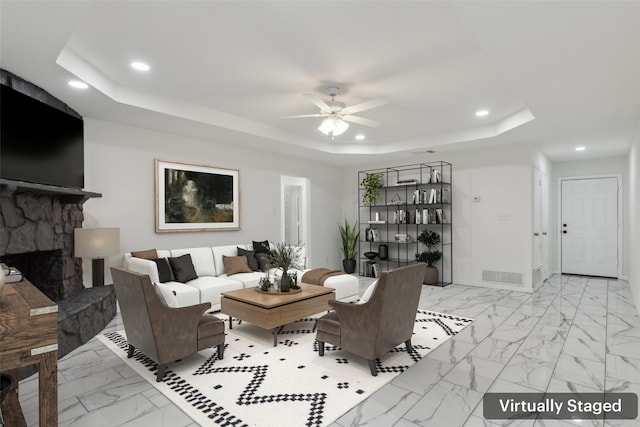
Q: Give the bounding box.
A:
[358,162,452,286]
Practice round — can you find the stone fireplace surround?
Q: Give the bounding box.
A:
[0,188,117,372]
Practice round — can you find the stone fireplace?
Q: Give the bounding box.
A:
[1,184,117,369]
[1,187,85,301]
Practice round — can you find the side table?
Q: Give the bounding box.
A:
[0,280,58,427]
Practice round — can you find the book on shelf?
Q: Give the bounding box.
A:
[367,220,386,224]
[396,179,417,186]
[436,208,443,224]
[372,263,381,278]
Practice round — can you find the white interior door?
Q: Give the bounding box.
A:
[561,177,618,277]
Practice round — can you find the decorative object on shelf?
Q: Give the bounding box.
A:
[338,217,360,273]
[360,172,384,206]
[364,251,378,260]
[378,244,388,260]
[155,158,240,232]
[394,234,412,243]
[416,230,443,285]
[74,227,121,287]
[390,193,403,204]
[269,242,303,292]
[396,179,417,185]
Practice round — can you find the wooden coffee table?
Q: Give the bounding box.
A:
[221,283,335,346]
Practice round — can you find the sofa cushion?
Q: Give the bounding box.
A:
[131,248,158,260]
[255,252,272,272]
[237,247,259,271]
[223,255,252,275]
[171,247,216,277]
[253,240,271,253]
[168,254,198,283]
[220,271,265,288]
[152,258,174,283]
[183,276,243,311]
[153,280,201,307]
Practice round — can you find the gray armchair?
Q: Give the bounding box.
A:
[110,267,225,382]
[316,263,426,376]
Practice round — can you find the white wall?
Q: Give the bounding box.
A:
[628,125,640,315]
[81,119,346,284]
[552,156,628,278]
[346,143,543,292]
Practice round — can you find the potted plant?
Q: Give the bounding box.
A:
[360,172,384,206]
[415,229,442,285]
[338,217,360,273]
[269,242,303,292]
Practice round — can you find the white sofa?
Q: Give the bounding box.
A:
[123,244,359,311]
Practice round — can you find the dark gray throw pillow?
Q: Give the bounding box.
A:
[253,240,270,253]
[237,247,260,271]
[152,258,174,283]
[168,254,198,283]
[255,252,272,272]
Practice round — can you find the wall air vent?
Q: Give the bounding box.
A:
[482,270,524,286]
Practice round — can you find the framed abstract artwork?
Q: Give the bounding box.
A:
[155,159,240,232]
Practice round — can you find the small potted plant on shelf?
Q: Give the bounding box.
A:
[338,217,360,274]
[415,229,442,285]
[360,172,384,206]
[269,242,303,292]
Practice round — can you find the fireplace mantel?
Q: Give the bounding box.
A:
[0,179,101,203]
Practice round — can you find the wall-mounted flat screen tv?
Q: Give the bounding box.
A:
[1,83,84,189]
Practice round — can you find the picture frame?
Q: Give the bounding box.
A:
[155,159,240,232]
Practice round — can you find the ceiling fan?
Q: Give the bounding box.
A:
[280,86,389,139]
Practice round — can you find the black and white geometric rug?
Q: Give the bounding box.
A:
[98,310,472,427]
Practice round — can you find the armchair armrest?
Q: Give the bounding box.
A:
[328,299,369,332]
[146,291,213,362]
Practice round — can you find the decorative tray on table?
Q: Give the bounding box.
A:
[255,286,302,294]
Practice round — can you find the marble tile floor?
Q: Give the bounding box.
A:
[16,275,640,427]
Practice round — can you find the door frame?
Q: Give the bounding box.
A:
[556,173,623,278]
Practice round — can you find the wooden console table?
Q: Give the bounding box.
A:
[0,280,58,427]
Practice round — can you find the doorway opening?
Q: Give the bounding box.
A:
[281,176,309,262]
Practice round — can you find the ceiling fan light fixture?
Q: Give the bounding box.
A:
[318,117,349,137]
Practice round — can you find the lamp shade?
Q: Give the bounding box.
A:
[74,228,120,258]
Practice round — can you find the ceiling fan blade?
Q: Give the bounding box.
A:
[303,93,331,111]
[276,114,326,119]
[342,115,379,127]
[342,97,390,115]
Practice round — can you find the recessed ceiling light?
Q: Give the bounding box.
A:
[68,80,88,89]
[130,61,150,72]
[575,146,586,151]
[475,109,489,117]
[355,134,366,141]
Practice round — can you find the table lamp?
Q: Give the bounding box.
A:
[74,227,120,286]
